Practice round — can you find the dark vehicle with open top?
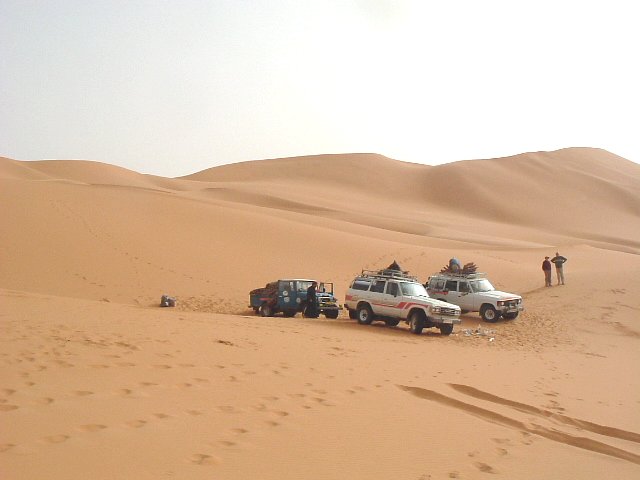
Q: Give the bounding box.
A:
[249,279,340,319]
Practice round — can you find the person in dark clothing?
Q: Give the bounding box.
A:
[305,282,319,318]
[550,252,567,285]
[542,256,552,287]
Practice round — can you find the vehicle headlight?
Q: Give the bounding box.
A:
[431,306,441,313]
[497,301,504,306]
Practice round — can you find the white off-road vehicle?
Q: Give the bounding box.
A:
[425,273,523,322]
[344,269,461,335]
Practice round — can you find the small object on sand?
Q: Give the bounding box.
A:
[160,294,176,307]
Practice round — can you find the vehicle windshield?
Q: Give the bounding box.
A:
[470,279,495,292]
[400,282,429,297]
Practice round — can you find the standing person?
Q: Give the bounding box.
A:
[551,252,567,285]
[542,256,552,287]
[305,281,319,318]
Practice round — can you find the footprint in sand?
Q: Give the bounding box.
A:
[153,413,171,420]
[474,462,498,474]
[126,420,147,428]
[35,397,54,405]
[231,428,248,434]
[217,440,236,447]
[0,443,16,452]
[0,405,19,412]
[74,390,94,397]
[78,424,107,433]
[216,406,240,414]
[1,389,16,396]
[189,453,220,466]
[43,435,69,444]
[271,410,289,417]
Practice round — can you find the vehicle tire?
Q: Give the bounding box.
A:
[282,310,296,317]
[409,311,425,334]
[480,305,500,323]
[357,304,374,325]
[348,308,358,320]
[503,312,519,320]
[385,319,400,327]
[439,323,454,335]
[325,310,339,319]
[260,303,274,317]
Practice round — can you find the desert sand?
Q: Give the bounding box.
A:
[1,147,639,479]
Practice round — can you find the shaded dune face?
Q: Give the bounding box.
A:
[1,148,639,310]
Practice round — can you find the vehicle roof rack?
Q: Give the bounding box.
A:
[360,269,419,282]
[437,272,488,279]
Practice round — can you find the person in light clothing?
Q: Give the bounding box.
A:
[551,252,567,285]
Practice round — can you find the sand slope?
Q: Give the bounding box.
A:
[1,149,639,479]
[1,148,639,309]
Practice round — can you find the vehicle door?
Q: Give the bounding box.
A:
[279,281,296,310]
[443,279,463,307]
[383,281,401,315]
[455,280,475,311]
[368,279,387,315]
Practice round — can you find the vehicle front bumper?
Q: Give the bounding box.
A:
[430,314,462,325]
[497,304,524,314]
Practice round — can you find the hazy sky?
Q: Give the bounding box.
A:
[1,0,638,177]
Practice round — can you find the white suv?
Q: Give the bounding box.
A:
[344,269,461,335]
[426,273,523,322]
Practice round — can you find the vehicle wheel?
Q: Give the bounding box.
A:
[325,310,339,319]
[348,308,358,320]
[260,303,274,317]
[385,319,400,327]
[357,304,374,325]
[282,310,296,317]
[480,305,500,323]
[503,312,519,320]
[439,323,454,335]
[409,311,425,334]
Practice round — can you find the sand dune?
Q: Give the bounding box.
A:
[1,148,639,479]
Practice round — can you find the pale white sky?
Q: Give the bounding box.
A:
[1,0,638,177]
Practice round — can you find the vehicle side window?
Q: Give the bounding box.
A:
[352,279,371,291]
[445,280,457,291]
[459,282,470,293]
[370,280,386,293]
[433,279,445,290]
[386,282,399,296]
